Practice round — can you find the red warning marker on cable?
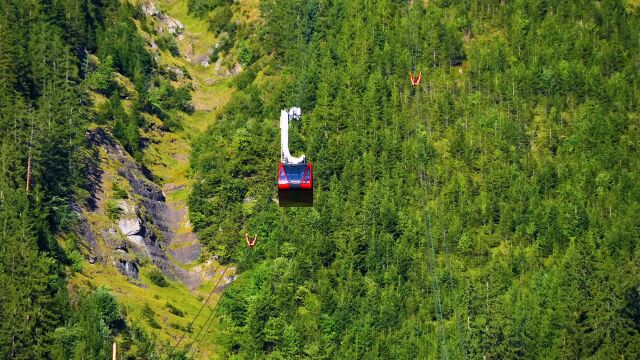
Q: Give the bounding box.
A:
[245,233,257,248]
[409,71,423,86]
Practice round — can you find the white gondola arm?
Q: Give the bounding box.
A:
[280,107,305,164]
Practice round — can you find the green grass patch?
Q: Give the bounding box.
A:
[71,263,220,354]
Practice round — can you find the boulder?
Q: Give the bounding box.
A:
[118,218,142,236]
[141,1,159,17]
[118,217,145,246]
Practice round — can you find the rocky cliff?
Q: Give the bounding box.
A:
[77,127,210,289]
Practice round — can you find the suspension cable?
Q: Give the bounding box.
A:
[172,264,224,349]
[404,2,449,358]
[187,249,254,356]
[182,263,232,354]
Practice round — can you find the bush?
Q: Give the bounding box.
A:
[68,250,84,272]
[208,5,233,35]
[141,303,161,329]
[233,67,257,90]
[156,33,180,56]
[90,288,122,330]
[145,79,193,117]
[163,114,184,132]
[147,268,169,287]
[168,322,184,330]
[165,302,185,317]
[112,181,128,199]
[237,42,255,67]
[86,55,116,95]
[106,200,123,220]
[188,0,232,18]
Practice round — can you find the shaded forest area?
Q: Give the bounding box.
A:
[189,0,640,358]
[0,0,190,357]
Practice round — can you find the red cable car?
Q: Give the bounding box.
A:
[278,162,313,207]
[278,108,313,207]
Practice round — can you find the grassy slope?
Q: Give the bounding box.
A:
[66,139,223,355]
[73,265,226,351]
[67,1,261,357]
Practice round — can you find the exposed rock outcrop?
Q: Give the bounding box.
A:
[142,0,184,35]
[118,218,144,245]
[117,259,140,279]
[80,127,204,286]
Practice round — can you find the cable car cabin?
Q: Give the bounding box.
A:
[278,107,314,207]
[278,162,313,207]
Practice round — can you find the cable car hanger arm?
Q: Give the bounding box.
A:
[280,107,305,164]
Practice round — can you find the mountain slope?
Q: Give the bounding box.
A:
[189,1,640,358]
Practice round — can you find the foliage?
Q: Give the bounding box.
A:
[106,200,123,220]
[142,303,162,329]
[86,55,117,95]
[156,33,180,57]
[148,268,169,288]
[0,0,189,356]
[189,0,640,359]
[0,0,102,355]
[208,5,233,35]
[165,302,185,317]
[50,287,122,359]
[237,41,256,67]
[145,78,194,117]
[50,288,175,359]
[112,180,129,199]
[210,32,234,63]
[97,4,154,78]
[188,0,233,19]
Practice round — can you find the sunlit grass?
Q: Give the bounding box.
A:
[159,0,217,58]
[236,0,261,24]
[71,263,221,355]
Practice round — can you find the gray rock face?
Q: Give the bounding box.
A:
[83,128,172,276]
[143,0,184,35]
[215,274,238,294]
[118,218,142,236]
[141,1,159,17]
[81,127,206,287]
[116,259,139,279]
[161,17,184,35]
[118,167,165,201]
[75,209,101,261]
[117,216,143,246]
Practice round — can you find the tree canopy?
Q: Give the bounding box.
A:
[189,0,640,358]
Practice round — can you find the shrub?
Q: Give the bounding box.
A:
[147,268,169,287]
[112,181,128,199]
[141,303,161,329]
[208,5,233,35]
[86,56,117,95]
[165,302,185,317]
[156,33,180,56]
[188,0,232,18]
[106,200,123,220]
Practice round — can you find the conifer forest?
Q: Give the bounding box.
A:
[1,0,639,359]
